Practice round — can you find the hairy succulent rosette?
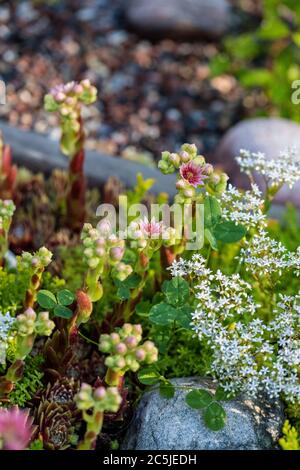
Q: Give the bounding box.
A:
[33,400,73,450]
[0,407,33,450]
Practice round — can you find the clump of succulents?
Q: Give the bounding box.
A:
[75,383,122,450]
[81,221,132,303]
[44,79,97,231]
[158,143,228,203]
[99,323,158,387]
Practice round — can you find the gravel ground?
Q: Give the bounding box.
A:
[0,0,249,161]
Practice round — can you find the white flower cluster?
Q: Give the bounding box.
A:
[236,148,300,189]
[240,229,299,276]
[0,311,15,365]
[220,184,267,230]
[170,254,300,402]
[168,253,210,278]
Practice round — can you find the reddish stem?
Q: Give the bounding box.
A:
[67,147,86,232]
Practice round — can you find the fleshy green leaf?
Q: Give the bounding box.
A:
[116,286,130,300]
[213,221,246,243]
[53,305,73,319]
[185,389,213,409]
[204,402,227,431]
[204,195,221,228]
[37,290,57,309]
[214,386,233,401]
[159,381,175,399]
[57,289,75,306]
[205,228,218,251]
[135,301,151,317]
[176,305,193,329]
[162,277,189,307]
[149,302,178,325]
[138,366,161,385]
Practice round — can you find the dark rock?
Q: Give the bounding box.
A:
[214,118,300,208]
[125,0,231,40]
[122,377,285,450]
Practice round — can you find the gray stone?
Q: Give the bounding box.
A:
[125,0,231,40]
[122,377,284,450]
[214,118,300,208]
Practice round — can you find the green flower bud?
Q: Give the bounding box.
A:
[35,311,55,336]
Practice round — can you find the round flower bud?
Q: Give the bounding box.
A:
[94,386,106,401]
[176,179,186,190]
[125,336,138,349]
[116,343,127,355]
[179,150,191,163]
[109,246,124,262]
[97,219,112,237]
[110,333,120,344]
[135,348,146,361]
[183,188,194,198]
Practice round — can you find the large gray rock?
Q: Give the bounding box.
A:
[125,0,231,40]
[122,377,284,450]
[214,118,300,208]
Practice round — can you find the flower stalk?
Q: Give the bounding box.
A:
[18,247,53,309]
[44,80,97,231]
[75,383,122,450]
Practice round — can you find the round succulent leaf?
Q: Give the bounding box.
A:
[204,402,227,431]
[57,289,75,306]
[149,302,178,325]
[175,305,193,329]
[37,290,57,309]
[162,277,189,306]
[213,221,247,243]
[185,389,213,409]
[159,381,175,399]
[53,305,73,319]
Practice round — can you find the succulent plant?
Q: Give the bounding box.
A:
[75,383,122,450]
[99,323,158,387]
[32,399,74,450]
[80,221,132,304]
[15,308,55,360]
[18,247,53,309]
[43,328,74,382]
[158,143,228,203]
[44,80,97,231]
[44,377,80,408]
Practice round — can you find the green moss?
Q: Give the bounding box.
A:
[0,268,30,315]
[59,245,86,292]
[9,355,44,407]
[41,271,66,293]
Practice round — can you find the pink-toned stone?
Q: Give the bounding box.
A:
[214,118,300,208]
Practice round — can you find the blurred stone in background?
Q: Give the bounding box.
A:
[125,0,231,40]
